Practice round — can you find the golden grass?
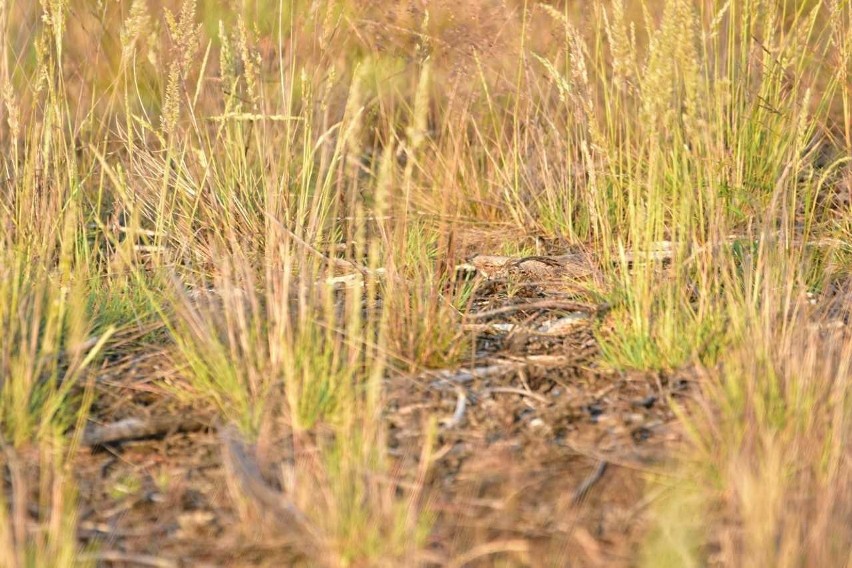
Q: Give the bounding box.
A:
[0,0,850,564]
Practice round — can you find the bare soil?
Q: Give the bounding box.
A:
[70,242,688,567]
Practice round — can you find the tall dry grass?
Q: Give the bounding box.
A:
[0,0,849,564]
[0,1,111,565]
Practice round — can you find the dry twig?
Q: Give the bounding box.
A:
[82,416,208,447]
[483,386,550,404]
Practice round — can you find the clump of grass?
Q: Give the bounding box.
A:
[0,2,113,565]
[0,0,113,448]
[143,12,440,556]
[599,277,727,371]
[0,251,111,446]
[275,412,436,566]
[644,295,852,566]
[511,0,851,562]
[520,0,843,373]
[164,248,276,436]
[86,270,160,336]
[163,236,436,563]
[382,218,472,371]
[383,274,472,372]
[0,435,92,568]
[164,245,372,435]
[0,260,91,568]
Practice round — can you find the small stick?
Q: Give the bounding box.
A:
[81,416,208,447]
[441,388,468,428]
[483,387,550,405]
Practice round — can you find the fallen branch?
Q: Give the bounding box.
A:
[82,416,208,447]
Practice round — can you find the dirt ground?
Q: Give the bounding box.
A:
[71,240,687,567]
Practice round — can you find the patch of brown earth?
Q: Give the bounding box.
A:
[70,253,685,566]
